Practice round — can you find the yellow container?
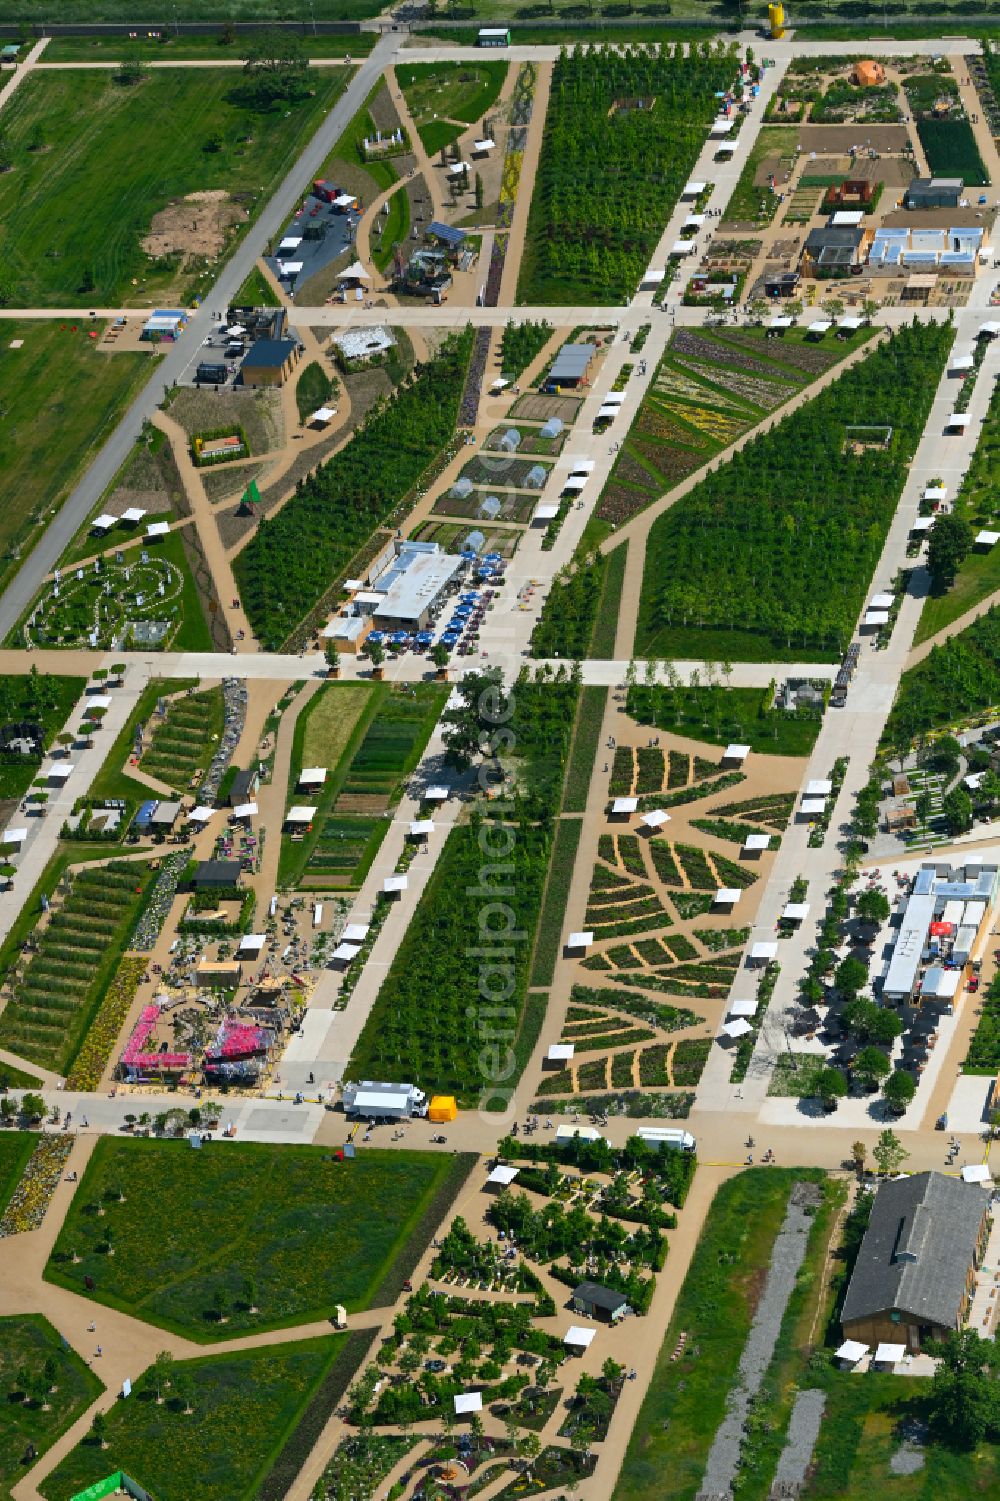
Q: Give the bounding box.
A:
[428,1095,458,1122]
[768,3,785,38]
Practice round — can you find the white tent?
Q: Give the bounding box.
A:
[425,786,449,802]
[870,592,894,610]
[286,806,318,824]
[146,521,170,538]
[722,1018,753,1039]
[806,779,833,797]
[611,796,638,816]
[566,931,594,953]
[976,530,1000,548]
[743,832,770,853]
[383,874,408,895]
[332,942,362,966]
[2,828,27,845]
[729,999,758,1018]
[750,941,778,963]
[121,507,146,524]
[800,798,826,816]
[92,514,116,532]
[486,1164,519,1187]
[946,411,971,429]
[714,888,742,907]
[641,809,670,830]
[807,320,832,335]
[409,819,434,838]
[341,260,370,282]
[310,406,337,427]
[237,934,266,956]
[299,767,327,786]
[564,1326,597,1350]
[232,801,258,819]
[873,1343,906,1366]
[723,743,750,763]
[962,1163,991,1184]
[547,1043,575,1064]
[454,1392,483,1414]
[950,353,974,372]
[188,806,215,825]
[782,902,810,923]
[343,923,370,943]
[836,1339,869,1366]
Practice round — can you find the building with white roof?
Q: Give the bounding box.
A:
[332,327,396,365]
[611,796,638,818]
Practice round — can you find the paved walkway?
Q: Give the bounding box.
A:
[0,37,48,112]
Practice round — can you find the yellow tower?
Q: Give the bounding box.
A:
[768,3,785,38]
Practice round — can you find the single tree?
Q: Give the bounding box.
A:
[325,639,340,676]
[928,1329,998,1448]
[883,1069,916,1114]
[927,514,973,594]
[816,1066,848,1110]
[835,955,868,999]
[873,1126,908,1177]
[853,1046,891,1090]
[856,888,890,925]
[850,1140,867,1175]
[90,1409,108,1448]
[943,785,974,836]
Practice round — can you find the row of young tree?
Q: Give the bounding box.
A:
[235,329,473,650]
[518,42,737,303]
[637,321,953,660]
[886,604,1000,753]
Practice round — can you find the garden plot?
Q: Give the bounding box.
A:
[280,683,446,891]
[0,859,156,1075]
[46,1139,471,1338]
[24,533,211,652]
[484,425,568,458]
[139,686,224,794]
[637,322,951,663]
[510,392,583,424]
[597,324,860,530]
[411,518,523,558]
[458,454,553,490]
[432,487,538,523]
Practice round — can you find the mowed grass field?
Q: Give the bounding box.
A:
[0,323,152,587]
[0,67,348,306]
[42,1335,358,1501]
[46,1140,473,1340]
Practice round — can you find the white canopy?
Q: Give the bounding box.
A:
[836,1339,869,1364]
[950,353,975,371]
[383,874,408,894]
[612,796,638,815]
[566,931,594,951]
[146,521,169,538]
[911,516,935,533]
[487,1164,519,1186]
[567,458,596,473]
[724,743,750,761]
[863,610,889,628]
[769,316,793,329]
[188,806,215,824]
[800,798,826,815]
[750,941,779,962]
[474,138,495,152]
[597,404,620,420]
[342,923,370,943]
[715,140,738,154]
[237,934,266,956]
[547,1043,575,1062]
[670,240,695,256]
[923,486,947,502]
[2,828,27,844]
[448,161,469,176]
[806,779,833,797]
[874,1343,906,1365]
[976,529,1000,547]
[564,1326,597,1349]
[743,833,770,851]
[641,809,670,830]
[93,514,116,531]
[277,260,303,276]
[722,1018,753,1038]
[682,181,706,197]
[48,763,73,780]
[232,801,258,819]
[563,476,588,491]
[782,902,810,922]
[533,501,560,521]
[310,406,336,425]
[870,592,894,609]
[278,236,302,251]
[299,767,327,785]
[807,320,832,334]
[121,507,146,524]
[341,260,370,282]
[85,695,113,710]
[838,314,864,329]
[710,117,733,136]
[454,1392,483,1414]
[332,941,361,965]
[409,819,434,837]
[947,411,971,428]
[729,999,758,1018]
[425,786,449,801]
[684,213,706,228]
[286,805,318,824]
[715,888,742,905]
[962,1163,991,1183]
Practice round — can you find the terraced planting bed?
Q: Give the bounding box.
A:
[596,325,864,529]
[0,859,156,1075]
[140,686,224,793]
[280,683,446,890]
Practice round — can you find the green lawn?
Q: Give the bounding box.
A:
[0,1133,35,1221]
[614,1169,824,1501]
[234,263,281,308]
[324,80,401,194]
[46,1140,473,1340]
[0,1314,103,1501]
[0,324,153,594]
[43,33,375,60]
[0,68,348,306]
[396,59,508,154]
[40,1335,356,1501]
[371,183,411,273]
[626,684,822,757]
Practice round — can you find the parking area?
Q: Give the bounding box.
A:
[264,188,361,297]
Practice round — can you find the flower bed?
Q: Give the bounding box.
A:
[66,955,147,1091]
[0,1135,73,1237]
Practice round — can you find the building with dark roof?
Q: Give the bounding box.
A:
[228,768,260,808]
[570,1281,630,1323]
[841,1171,990,1351]
[239,338,299,388]
[546,342,598,389]
[192,859,243,890]
[904,176,964,211]
[800,225,867,275]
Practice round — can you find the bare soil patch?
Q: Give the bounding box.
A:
[142,189,247,264]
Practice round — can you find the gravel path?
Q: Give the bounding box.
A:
[698,1182,821,1501]
[772,1388,826,1493]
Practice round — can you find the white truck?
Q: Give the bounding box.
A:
[341,1080,428,1121]
[636,1126,696,1153]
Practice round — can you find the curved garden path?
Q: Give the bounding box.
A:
[906,581,1000,667]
